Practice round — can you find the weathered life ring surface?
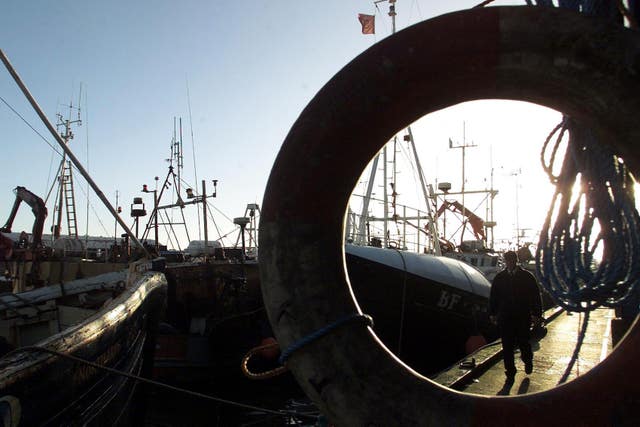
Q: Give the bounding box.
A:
[260,6,640,426]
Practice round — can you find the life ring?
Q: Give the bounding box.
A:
[259,6,640,425]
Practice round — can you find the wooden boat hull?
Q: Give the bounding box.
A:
[0,271,167,426]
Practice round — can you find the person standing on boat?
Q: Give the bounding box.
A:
[489,250,542,381]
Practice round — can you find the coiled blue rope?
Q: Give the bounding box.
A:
[278,313,374,365]
[536,118,640,312]
[532,0,626,23]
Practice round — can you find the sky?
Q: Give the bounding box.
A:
[0,0,564,251]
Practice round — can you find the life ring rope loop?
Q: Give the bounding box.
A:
[278,313,374,365]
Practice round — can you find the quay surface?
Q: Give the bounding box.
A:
[432,306,615,396]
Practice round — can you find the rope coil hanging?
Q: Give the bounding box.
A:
[536,117,640,312]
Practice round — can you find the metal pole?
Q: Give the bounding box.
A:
[389,0,397,34]
[114,191,119,245]
[0,49,150,257]
[402,204,406,249]
[55,159,65,238]
[202,180,208,259]
[383,146,388,247]
[357,154,379,245]
[515,171,520,247]
[462,122,466,229]
[154,189,159,250]
[407,126,441,255]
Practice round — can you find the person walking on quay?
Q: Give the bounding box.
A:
[489,250,543,381]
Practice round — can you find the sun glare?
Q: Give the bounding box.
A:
[348,100,563,252]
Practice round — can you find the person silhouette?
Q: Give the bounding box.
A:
[489,250,542,380]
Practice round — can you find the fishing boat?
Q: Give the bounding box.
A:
[0,263,167,425]
[345,243,496,374]
[0,49,173,424]
[0,186,143,294]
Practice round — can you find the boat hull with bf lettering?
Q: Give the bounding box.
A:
[345,244,496,375]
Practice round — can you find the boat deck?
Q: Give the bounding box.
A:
[432,306,616,396]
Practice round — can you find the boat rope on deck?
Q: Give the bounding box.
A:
[9,345,318,422]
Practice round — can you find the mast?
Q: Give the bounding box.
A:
[356,155,379,245]
[202,179,208,258]
[439,123,498,250]
[375,0,397,33]
[383,145,389,247]
[0,49,150,257]
[356,0,441,253]
[178,118,184,195]
[511,168,521,247]
[53,97,82,239]
[406,127,441,255]
[448,121,477,245]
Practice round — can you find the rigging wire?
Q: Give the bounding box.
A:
[473,0,497,7]
[83,85,91,246]
[159,209,182,251]
[186,77,202,241]
[156,209,176,250]
[409,0,423,21]
[0,95,63,157]
[176,176,229,242]
[72,176,111,236]
[205,201,225,245]
[372,3,384,41]
[178,176,235,224]
[43,160,64,205]
[44,150,57,204]
[11,345,317,421]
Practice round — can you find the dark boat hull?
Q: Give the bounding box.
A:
[345,245,496,375]
[155,247,496,379]
[0,271,167,426]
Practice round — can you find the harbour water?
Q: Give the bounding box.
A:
[144,373,317,426]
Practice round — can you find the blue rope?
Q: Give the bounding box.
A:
[535,0,624,23]
[536,118,640,312]
[278,313,374,365]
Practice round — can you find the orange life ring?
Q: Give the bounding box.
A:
[260,6,640,425]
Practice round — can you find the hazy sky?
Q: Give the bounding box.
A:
[0,0,563,250]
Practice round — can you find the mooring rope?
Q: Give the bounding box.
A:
[536,118,640,312]
[8,345,318,421]
[241,341,288,380]
[278,313,374,365]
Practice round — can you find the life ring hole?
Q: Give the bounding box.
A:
[344,99,638,389]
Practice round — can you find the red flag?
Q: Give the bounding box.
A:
[358,14,375,35]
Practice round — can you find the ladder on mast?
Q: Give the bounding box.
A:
[62,160,78,238]
[52,92,82,240]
